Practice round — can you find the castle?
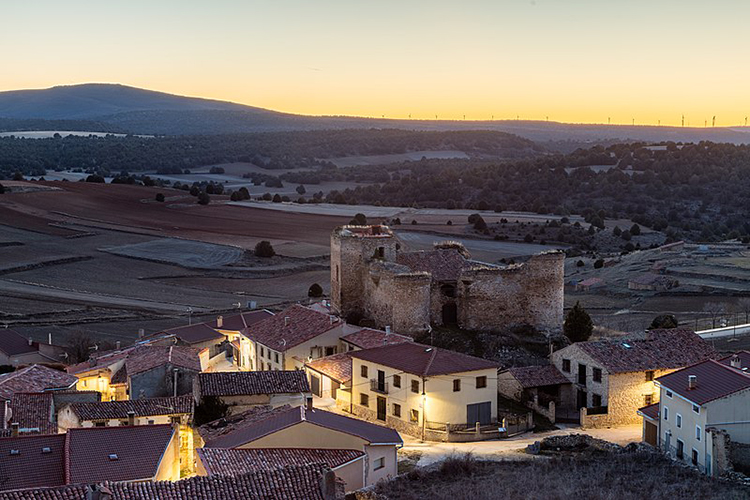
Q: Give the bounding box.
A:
[330,225,566,336]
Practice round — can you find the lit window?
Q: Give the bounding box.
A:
[453,379,461,392]
[410,409,419,422]
[476,376,487,389]
[373,457,385,471]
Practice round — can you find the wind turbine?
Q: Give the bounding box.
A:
[712,116,716,127]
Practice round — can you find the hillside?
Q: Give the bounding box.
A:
[1,84,750,144]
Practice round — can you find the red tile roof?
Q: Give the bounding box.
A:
[67,395,193,421]
[197,447,365,475]
[396,248,472,282]
[247,304,340,352]
[638,402,660,421]
[197,371,309,397]
[125,345,201,375]
[305,353,352,384]
[110,364,127,384]
[0,329,38,357]
[0,365,77,401]
[160,323,224,344]
[198,405,286,445]
[65,424,175,484]
[575,329,714,374]
[349,342,499,376]
[656,359,750,405]
[0,433,66,491]
[340,328,412,350]
[209,310,275,332]
[506,365,570,388]
[66,348,131,375]
[202,405,402,448]
[0,464,338,500]
[9,393,55,435]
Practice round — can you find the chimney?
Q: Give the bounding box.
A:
[2,400,8,429]
[731,355,742,369]
[127,410,135,426]
[688,375,697,390]
[306,396,314,411]
[86,485,113,500]
[284,316,290,326]
[138,328,144,339]
[48,333,52,345]
[28,337,33,346]
[319,469,339,500]
[10,422,19,437]
[173,368,179,397]
[217,315,223,328]
[385,325,391,335]
[115,341,121,350]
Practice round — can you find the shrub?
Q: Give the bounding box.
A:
[631,223,641,235]
[197,192,211,205]
[255,240,276,258]
[350,213,367,225]
[209,166,225,174]
[296,185,306,195]
[272,194,282,203]
[594,259,605,269]
[85,174,105,183]
[439,453,480,478]
[576,260,584,267]
[473,215,487,231]
[613,226,622,236]
[564,301,593,343]
[411,220,418,225]
[0,183,5,194]
[649,314,678,330]
[524,234,533,243]
[189,185,200,196]
[447,220,453,226]
[621,230,632,241]
[155,193,165,202]
[262,192,272,201]
[308,283,324,298]
[230,191,240,201]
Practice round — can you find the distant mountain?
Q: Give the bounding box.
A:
[1,83,749,145]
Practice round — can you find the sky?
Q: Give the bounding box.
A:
[1,0,749,126]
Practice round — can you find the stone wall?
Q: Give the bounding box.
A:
[350,402,422,439]
[360,262,431,335]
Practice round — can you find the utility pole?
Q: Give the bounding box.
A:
[712,116,716,127]
[682,115,684,127]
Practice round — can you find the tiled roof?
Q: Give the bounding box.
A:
[305,353,352,384]
[0,433,66,491]
[349,342,499,376]
[197,447,365,476]
[203,405,402,448]
[340,328,411,350]
[0,464,338,500]
[67,395,193,421]
[0,329,37,356]
[396,248,472,282]
[506,365,570,388]
[638,402,660,421]
[66,349,131,375]
[247,304,340,352]
[575,329,714,374]
[65,424,175,484]
[125,345,201,375]
[110,364,127,384]
[198,405,287,445]
[197,371,309,397]
[656,359,750,405]
[9,393,55,435]
[209,310,275,332]
[160,323,224,344]
[0,365,77,401]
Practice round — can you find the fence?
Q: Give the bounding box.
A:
[424,412,533,442]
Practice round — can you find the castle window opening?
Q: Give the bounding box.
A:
[440,283,456,298]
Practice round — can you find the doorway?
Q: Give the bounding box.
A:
[377,397,387,421]
[442,303,458,325]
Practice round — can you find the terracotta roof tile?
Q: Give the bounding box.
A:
[340,328,411,350]
[638,402,660,421]
[68,395,193,421]
[9,393,55,435]
[575,329,714,374]
[66,424,175,484]
[0,365,77,401]
[247,305,340,352]
[305,353,352,384]
[109,364,127,384]
[506,365,570,388]
[0,329,38,357]
[197,447,364,475]
[349,342,499,376]
[160,323,224,344]
[656,359,750,405]
[0,433,66,491]
[125,345,201,375]
[197,371,309,397]
[209,310,275,332]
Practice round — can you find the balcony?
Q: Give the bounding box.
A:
[370,379,388,394]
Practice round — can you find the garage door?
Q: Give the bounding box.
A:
[466,401,492,426]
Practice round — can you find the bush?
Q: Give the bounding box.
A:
[296,185,306,195]
[594,259,605,269]
[613,226,622,236]
[649,314,678,330]
[261,192,272,201]
[473,215,487,231]
[197,192,211,205]
[272,194,282,203]
[85,174,105,183]
[0,183,5,194]
[189,185,200,196]
[439,453,480,478]
[155,193,165,202]
[576,260,584,267]
[350,213,367,225]
[447,220,453,226]
[209,166,225,174]
[564,301,593,343]
[411,220,418,225]
[308,283,324,298]
[524,234,534,243]
[621,230,632,241]
[255,240,275,258]
[631,223,641,235]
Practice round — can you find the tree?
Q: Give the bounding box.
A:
[85,174,105,183]
[308,283,324,298]
[576,260,584,267]
[630,223,641,236]
[703,302,726,328]
[272,194,282,203]
[738,298,750,323]
[189,185,200,196]
[594,259,605,269]
[66,331,96,364]
[564,301,593,343]
[255,240,275,258]
[0,183,5,194]
[296,185,306,195]
[194,396,229,426]
[649,314,678,330]
[209,166,225,174]
[155,193,165,202]
[473,215,487,231]
[350,213,367,225]
[613,226,622,236]
[524,233,533,243]
[197,192,211,205]
[621,230,632,241]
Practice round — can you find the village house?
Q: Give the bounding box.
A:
[151,322,229,370]
[639,351,750,476]
[193,371,310,414]
[57,394,193,430]
[2,392,56,437]
[348,342,500,441]
[196,448,365,492]
[0,329,65,367]
[0,463,344,500]
[199,403,402,488]
[551,328,714,428]
[245,304,352,371]
[67,345,202,401]
[0,364,77,402]
[207,309,275,370]
[497,364,575,423]
[627,273,679,292]
[0,424,181,491]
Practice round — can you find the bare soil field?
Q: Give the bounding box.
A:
[102,239,244,268]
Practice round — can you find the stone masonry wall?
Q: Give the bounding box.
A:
[361,265,431,335]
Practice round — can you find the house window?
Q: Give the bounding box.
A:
[453,379,461,392]
[94,422,106,427]
[666,390,673,398]
[692,404,700,414]
[325,346,335,356]
[645,371,655,382]
[692,449,699,466]
[411,380,420,394]
[148,419,155,425]
[360,393,369,407]
[676,414,682,428]
[676,439,684,459]
[696,426,701,441]
[260,347,265,358]
[81,380,87,388]
[562,359,571,373]
[644,394,653,406]
[373,457,385,470]
[275,353,279,363]
[393,375,401,388]
[361,365,369,378]
[410,409,419,422]
[476,376,487,389]
[592,368,602,383]
[393,403,401,418]
[592,394,602,407]
[664,407,669,420]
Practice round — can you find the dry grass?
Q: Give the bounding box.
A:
[374,453,750,500]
